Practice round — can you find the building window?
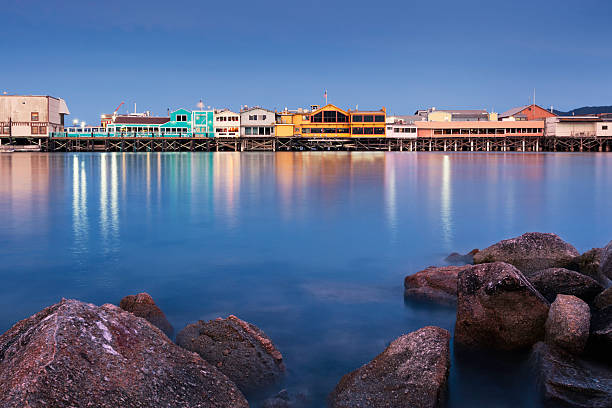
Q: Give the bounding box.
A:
[176,114,188,121]
[603,125,608,130]
[31,112,39,121]
[352,115,363,122]
[337,128,349,134]
[303,115,310,121]
[262,115,267,120]
[323,111,337,123]
[364,115,374,122]
[2,126,9,134]
[312,112,323,123]
[39,126,47,134]
[363,127,374,134]
[374,127,384,134]
[375,115,385,122]
[352,127,364,135]
[31,125,39,134]
[337,113,348,122]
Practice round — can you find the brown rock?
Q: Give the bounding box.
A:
[545,294,590,354]
[455,262,550,350]
[473,232,579,274]
[531,342,612,408]
[119,292,174,337]
[0,299,248,408]
[176,315,284,394]
[593,287,612,310]
[571,248,610,286]
[588,306,612,363]
[404,265,470,305]
[329,326,451,408]
[527,268,604,303]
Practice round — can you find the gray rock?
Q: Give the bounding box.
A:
[473,232,579,274]
[119,292,174,337]
[455,262,550,350]
[329,326,450,408]
[0,299,248,408]
[601,240,612,280]
[545,294,590,354]
[176,315,285,394]
[444,249,479,265]
[531,342,612,408]
[593,287,612,310]
[404,265,470,305]
[588,306,612,363]
[527,268,604,303]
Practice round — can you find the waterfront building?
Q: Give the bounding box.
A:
[297,104,351,137]
[214,109,240,137]
[386,116,418,138]
[103,108,214,137]
[416,120,544,138]
[349,108,387,137]
[545,115,612,138]
[240,107,276,137]
[0,95,69,138]
[417,107,495,122]
[499,104,556,121]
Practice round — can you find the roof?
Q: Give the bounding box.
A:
[416,120,544,129]
[499,105,529,118]
[435,109,488,115]
[240,106,275,114]
[351,110,385,114]
[114,116,169,125]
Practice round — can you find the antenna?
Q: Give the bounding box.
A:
[533,88,536,107]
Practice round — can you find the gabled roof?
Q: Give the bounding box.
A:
[310,104,349,115]
[241,106,275,114]
[499,105,529,118]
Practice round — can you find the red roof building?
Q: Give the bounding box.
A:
[499,104,556,121]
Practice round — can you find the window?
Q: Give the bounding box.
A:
[374,127,384,134]
[337,128,350,133]
[176,114,188,122]
[265,127,271,135]
[311,128,322,133]
[323,128,337,133]
[352,115,363,122]
[39,126,47,134]
[302,128,310,133]
[352,127,364,135]
[245,127,252,135]
[312,112,323,122]
[364,115,374,122]
[303,115,310,121]
[375,115,385,122]
[31,112,39,121]
[249,115,256,121]
[323,111,337,123]
[262,115,267,120]
[31,125,39,134]
[603,126,608,130]
[337,112,348,122]
[2,126,9,134]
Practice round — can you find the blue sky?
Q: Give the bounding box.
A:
[1,0,611,123]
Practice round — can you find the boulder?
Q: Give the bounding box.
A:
[176,315,285,394]
[527,268,604,303]
[545,295,590,355]
[455,262,550,350]
[444,249,479,265]
[531,342,612,408]
[601,240,612,280]
[473,232,579,274]
[329,326,450,408]
[119,292,174,337]
[262,389,309,408]
[593,287,612,310]
[588,306,612,363]
[404,265,470,305]
[572,248,611,286]
[0,299,248,408]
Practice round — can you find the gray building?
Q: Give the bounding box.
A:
[240,107,276,137]
[0,95,69,138]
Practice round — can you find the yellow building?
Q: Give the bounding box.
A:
[288,104,386,138]
[275,112,295,137]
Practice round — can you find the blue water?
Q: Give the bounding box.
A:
[1,152,611,407]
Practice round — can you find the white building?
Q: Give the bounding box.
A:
[0,95,69,138]
[214,109,240,137]
[545,116,612,138]
[240,107,276,137]
[385,115,418,138]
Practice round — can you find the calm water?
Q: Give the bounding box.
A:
[1,152,611,407]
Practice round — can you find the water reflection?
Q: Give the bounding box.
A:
[72,156,88,250]
[441,154,452,250]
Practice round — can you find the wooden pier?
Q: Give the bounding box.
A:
[1,135,611,153]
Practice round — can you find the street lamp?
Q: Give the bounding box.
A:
[81,121,86,130]
[73,118,79,126]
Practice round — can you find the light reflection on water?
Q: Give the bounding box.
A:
[1,151,611,407]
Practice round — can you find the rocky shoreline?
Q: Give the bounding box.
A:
[0,232,610,407]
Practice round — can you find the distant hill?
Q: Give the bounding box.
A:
[553,106,612,116]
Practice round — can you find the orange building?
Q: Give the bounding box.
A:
[499,104,556,121]
[290,104,386,138]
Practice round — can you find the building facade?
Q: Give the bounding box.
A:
[545,116,612,138]
[499,104,556,121]
[0,95,69,138]
[386,116,417,138]
[240,107,276,137]
[416,120,544,138]
[214,109,240,137]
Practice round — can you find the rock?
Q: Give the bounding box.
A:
[527,268,604,303]
[601,240,612,280]
[455,262,550,350]
[593,287,612,310]
[473,232,579,274]
[444,249,479,265]
[588,306,612,363]
[262,389,309,408]
[531,342,612,408]
[119,292,174,337]
[176,315,285,394]
[545,295,590,354]
[0,299,248,408]
[572,248,611,286]
[329,326,450,408]
[404,265,470,305]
